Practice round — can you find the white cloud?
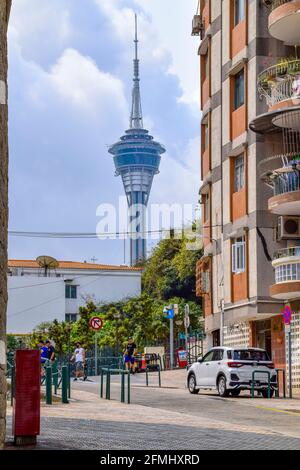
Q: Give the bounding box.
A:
[9,0,72,63]
[135,0,200,106]
[49,48,127,114]
[151,136,200,208]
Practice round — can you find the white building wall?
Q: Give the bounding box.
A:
[7,271,141,334]
[7,277,65,334]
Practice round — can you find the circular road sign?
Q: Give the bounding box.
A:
[283,305,292,326]
[89,316,103,331]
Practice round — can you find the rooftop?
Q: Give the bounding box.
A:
[8,260,142,272]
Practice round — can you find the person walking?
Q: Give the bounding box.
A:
[45,340,55,362]
[124,337,137,374]
[39,339,48,376]
[71,342,86,381]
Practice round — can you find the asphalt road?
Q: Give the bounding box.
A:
[71,374,300,447]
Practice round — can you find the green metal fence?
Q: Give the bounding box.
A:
[100,368,131,404]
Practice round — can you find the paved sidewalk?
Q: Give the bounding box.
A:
[5,369,300,450]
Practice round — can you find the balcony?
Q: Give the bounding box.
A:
[270,247,300,300]
[258,59,300,113]
[267,162,300,215]
[264,0,300,45]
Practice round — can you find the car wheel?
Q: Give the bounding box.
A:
[188,374,199,394]
[261,389,274,399]
[217,375,229,397]
[231,389,240,397]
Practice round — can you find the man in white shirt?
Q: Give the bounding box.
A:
[71,342,86,381]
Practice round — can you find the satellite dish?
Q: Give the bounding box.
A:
[36,255,59,277]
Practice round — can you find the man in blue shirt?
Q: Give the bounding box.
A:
[39,340,48,367]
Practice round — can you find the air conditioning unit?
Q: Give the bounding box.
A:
[278,216,300,240]
[192,15,204,38]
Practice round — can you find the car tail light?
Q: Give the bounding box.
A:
[227,362,244,368]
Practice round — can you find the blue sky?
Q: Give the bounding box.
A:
[8,0,200,265]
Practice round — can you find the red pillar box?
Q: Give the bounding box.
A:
[176,348,188,368]
[13,350,40,446]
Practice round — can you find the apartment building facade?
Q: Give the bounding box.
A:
[194,0,300,389]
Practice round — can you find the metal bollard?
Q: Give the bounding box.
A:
[46,367,52,405]
[121,371,125,403]
[61,366,69,404]
[52,360,58,395]
[158,366,161,388]
[100,369,104,398]
[106,369,111,400]
[127,370,130,404]
[68,362,71,399]
[146,367,149,387]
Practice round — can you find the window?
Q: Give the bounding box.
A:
[204,52,209,80]
[212,349,224,361]
[275,263,300,283]
[234,0,245,26]
[234,69,245,110]
[233,349,270,361]
[204,123,209,150]
[232,237,246,273]
[202,350,214,362]
[203,193,210,222]
[65,285,77,299]
[234,154,245,192]
[202,270,210,293]
[65,314,77,323]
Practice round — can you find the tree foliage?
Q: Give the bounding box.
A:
[28,232,203,354]
[142,235,202,301]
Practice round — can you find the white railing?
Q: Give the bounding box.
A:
[258,60,300,107]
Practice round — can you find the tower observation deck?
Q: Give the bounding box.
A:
[109,15,165,266]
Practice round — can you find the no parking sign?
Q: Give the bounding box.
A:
[283,305,292,326]
[89,316,103,331]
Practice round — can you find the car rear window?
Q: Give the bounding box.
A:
[233,350,270,361]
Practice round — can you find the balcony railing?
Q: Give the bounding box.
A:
[269,164,300,195]
[258,59,300,107]
[264,0,292,11]
[274,246,300,260]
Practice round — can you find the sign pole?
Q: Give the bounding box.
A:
[283,305,292,399]
[89,316,103,377]
[95,332,98,377]
[170,317,174,370]
[288,328,292,399]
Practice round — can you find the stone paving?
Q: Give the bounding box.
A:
[5,369,300,450]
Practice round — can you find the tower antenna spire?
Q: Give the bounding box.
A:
[130,13,143,129]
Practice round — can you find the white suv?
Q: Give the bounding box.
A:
[187,347,278,398]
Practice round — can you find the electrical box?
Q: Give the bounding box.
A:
[12,350,40,446]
